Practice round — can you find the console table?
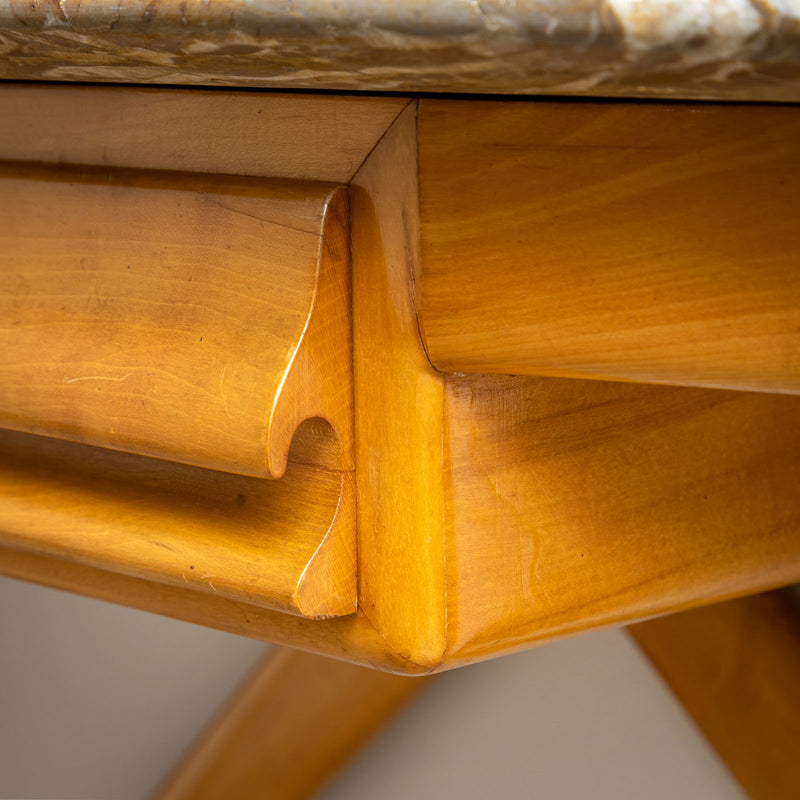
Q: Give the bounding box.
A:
[1,2,799,794]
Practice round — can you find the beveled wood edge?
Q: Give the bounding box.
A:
[292,468,356,619]
[350,100,449,667]
[0,84,410,184]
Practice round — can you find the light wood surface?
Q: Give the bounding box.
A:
[0,150,356,620]
[0,164,351,479]
[2,85,800,674]
[0,85,407,183]
[350,102,448,668]
[0,100,452,672]
[0,426,355,619]
[418,100,800,393]
[156,646,430,800]
[441,375,800,664]
[630,591,800,800]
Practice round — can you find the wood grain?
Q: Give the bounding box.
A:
[0,85,407,183]
[156,646,431,800]
[4,85,799,674]
[441,375,800,665]
[4,342,800,668]
[0,100,452,672]
[0,155,356,620]
[0,163,352,479]
[0,426,355,619]
[630,591,800,800]
[418,100,800,393]
[350,101,448,667]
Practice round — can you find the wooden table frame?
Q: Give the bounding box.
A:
[1,84,799,676]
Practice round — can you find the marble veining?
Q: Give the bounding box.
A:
[0,0,799,100]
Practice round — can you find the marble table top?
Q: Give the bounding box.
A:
[1,0,799,101]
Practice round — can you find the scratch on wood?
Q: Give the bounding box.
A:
[210,198,321,237]
[219,365,233,419]
[151,541,177,552]
[66,372,133,384]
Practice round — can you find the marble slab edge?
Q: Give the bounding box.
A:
[1,1,799,102]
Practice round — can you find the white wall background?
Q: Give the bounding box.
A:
[0,576,747,800]
[322,628,747,800]
[0,577,268,799]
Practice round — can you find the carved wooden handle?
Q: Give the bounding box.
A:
[0,162,355,619]
[0,162,351,478]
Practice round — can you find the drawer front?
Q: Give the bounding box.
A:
[0,163,347,479]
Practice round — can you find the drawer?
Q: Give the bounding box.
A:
[0,158,355,619]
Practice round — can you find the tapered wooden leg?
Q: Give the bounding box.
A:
[154,647,432,800]
[629,590,800,800]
